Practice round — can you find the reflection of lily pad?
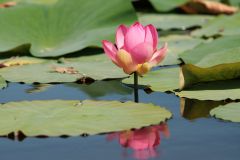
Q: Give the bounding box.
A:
[65,80,132,98]
[160,35,204,66]
[192,13,240,37]
[0,0,136,57]
[26,84,52,94]
[122,67,179,92]
[177,79,240,100]
[0,76,6,89]
[138,13,213,30]
[180,98,225,120]
[0,100,172,136]
[210,102,240,122]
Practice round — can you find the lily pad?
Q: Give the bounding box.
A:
[192,13,240,37]
[122,67,180,92]
[149,0,187,11]
[176,79,240,100]
[138,13,214,30]
[0,76,6,89]
[0,58,127,83]
[210,102,240,122]
[180,36,240,67]
[0,100,172,136]
[0,0,136,57]
[179,36,240,88]
[160,35,204,66]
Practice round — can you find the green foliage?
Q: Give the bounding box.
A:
[210,102,240,122]
[0,100,172,136]
[192,13,240,37]
[138,13,214,30]
[0,0,136,57]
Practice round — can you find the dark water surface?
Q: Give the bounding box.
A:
[0,82,239,160]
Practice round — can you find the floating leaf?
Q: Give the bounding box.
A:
[210,102,240,122]
[0,76,6,89]
[179,36,240,88]
[0,59,127,83]
[180,36,240,67]
[149,0,187,11]
[192,13,240,37]
[138,13,213,30]
[160,35,204,66]
[176,79,240,100]
[0,0,136,57]
[122,67,179,92]
[0,100,172,136]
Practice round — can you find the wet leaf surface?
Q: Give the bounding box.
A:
[210,102,240,122]
[0,100,172,136]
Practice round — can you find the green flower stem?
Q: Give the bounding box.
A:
[134,72,139,103]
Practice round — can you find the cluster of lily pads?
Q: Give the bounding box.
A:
[0,0,239,138]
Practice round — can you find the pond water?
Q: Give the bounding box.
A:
[0,81,239,160]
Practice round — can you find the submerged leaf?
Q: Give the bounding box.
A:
[0,100,172,136]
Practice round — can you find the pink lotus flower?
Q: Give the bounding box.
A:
[102,22,167,75]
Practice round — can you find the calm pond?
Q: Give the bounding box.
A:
[0,81,239,160]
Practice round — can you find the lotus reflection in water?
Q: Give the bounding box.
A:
[107,123,170,160]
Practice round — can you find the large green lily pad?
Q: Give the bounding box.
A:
[180,36,240,68]
[160,35,204,66]
[138,13,214,30]
[122,67,180,92]
[0,58,127,83]
[179,36,240,88]
[192,13,240,37]
[0,100,172,136]
[0,0,136,57]
[176,79,240,100]
[149,0,187,12]
[0,76,7,89]
[210,102,240,122]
